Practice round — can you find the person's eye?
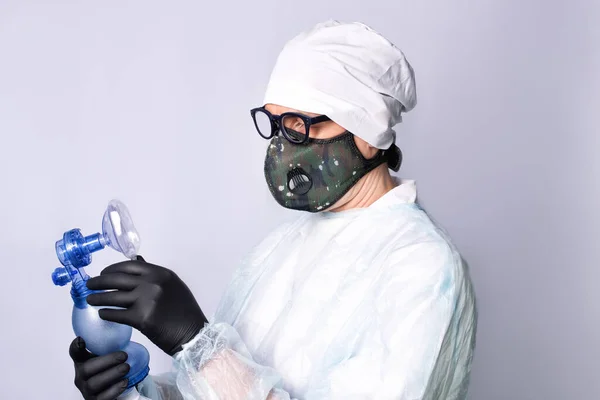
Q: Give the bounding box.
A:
[283,116,305,131]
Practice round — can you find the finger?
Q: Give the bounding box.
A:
[100,260,153,276]
[69,337,95,363]
[98,308,137,327]
[97,379,129,400]
[86,363,130,394]
[79,352,128,380]
[86,273,140,291]
[87,290,137,308]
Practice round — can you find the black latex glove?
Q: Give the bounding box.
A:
[86,256,207,356]
[69,337,130,400]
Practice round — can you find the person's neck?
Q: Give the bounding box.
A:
[332,164,397,212]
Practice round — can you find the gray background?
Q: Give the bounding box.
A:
[0,1,598,399]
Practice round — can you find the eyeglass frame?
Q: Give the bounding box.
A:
[250,106,331,144]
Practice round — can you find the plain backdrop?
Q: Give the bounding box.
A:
[0,1,598,399]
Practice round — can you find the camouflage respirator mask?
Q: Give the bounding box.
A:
[264,131,399,212]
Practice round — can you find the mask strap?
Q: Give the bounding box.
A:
[346,133,402,172]
[382,144,402,172]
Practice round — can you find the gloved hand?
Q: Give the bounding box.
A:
[86,255,207,356]
[69,337,130,400]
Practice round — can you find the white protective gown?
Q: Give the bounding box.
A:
[139,179,478,400]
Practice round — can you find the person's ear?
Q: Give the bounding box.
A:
[354,136,379,159]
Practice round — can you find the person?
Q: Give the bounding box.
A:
[68,20,477,400]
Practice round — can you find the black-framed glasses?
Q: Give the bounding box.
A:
[250,107,331,144]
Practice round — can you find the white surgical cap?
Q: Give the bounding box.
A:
[263,20,417,150]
